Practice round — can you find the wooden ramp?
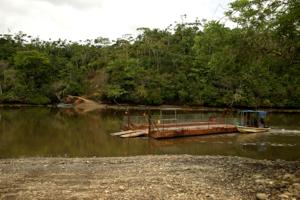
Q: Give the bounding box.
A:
[120,131,147,138]
[111,129,148,138]
[110,130,136,136]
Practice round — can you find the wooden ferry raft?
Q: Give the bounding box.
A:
[111,123,237,139]
[110,108,239,139]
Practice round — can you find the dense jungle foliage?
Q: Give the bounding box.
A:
[0,0,299,107]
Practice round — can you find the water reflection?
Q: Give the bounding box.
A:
[0,107,299,160]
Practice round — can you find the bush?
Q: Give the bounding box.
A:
[27,95,51,105]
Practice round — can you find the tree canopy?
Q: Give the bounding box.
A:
[0,0,299,108]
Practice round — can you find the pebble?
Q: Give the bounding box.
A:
[268,180,274,185]
[255,179,266,184]
[278,193,289,199]
[256,193,268,200]
[281,181,290,185]
[283,174,295,181]
[292,183,300,190]
[253,174,263,179]
[206,194,215,199]
[119,186,125,191]
[293,178,300,183]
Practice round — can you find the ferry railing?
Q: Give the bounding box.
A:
[123,113,238,133]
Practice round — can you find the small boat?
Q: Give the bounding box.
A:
[237,126,270,133]
[238,110,270,133]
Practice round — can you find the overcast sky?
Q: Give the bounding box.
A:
[0,0,232,41]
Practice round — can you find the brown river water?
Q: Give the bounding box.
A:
[0,107,299,160]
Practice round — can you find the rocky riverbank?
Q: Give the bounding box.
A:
[0,155,299,200]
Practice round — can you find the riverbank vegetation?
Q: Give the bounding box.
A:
[0,0,299,107]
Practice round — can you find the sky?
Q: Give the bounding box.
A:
[0,0,232,41]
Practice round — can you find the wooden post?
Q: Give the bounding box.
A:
[125,109,130,129]
[148,109,151,135]
[175,109,177,128]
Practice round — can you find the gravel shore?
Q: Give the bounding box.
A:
[0,155,299,200]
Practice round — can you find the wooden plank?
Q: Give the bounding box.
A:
[110,130,135,136]
[120,131,147,138]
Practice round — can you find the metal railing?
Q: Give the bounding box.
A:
[123,113,238,133]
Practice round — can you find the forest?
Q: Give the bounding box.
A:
[0,0,299,108]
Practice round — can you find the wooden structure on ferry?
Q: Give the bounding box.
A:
[112,108,238,139]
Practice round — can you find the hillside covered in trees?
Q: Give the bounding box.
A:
[0,0,299,108]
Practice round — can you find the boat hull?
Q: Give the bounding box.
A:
[149,124,238,139]
[237,126,270,133]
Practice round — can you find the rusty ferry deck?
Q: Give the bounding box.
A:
[149,123,238,139]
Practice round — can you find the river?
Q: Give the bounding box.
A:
[0,107,299,160]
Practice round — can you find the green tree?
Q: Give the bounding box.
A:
[13,50,54,104]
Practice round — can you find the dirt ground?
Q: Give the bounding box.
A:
[0,155,299,200]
